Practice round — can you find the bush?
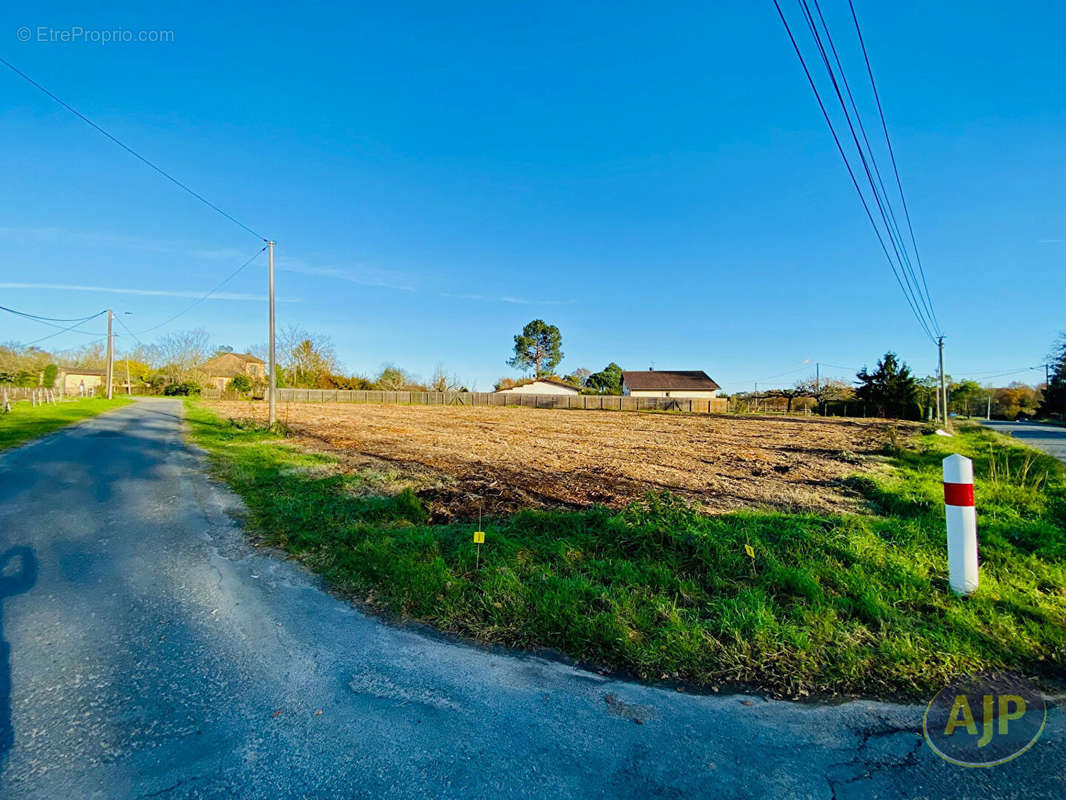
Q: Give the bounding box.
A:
[228,374,252,394]
[163,381,201,396]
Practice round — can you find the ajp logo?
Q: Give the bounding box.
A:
[923,674,1046,767]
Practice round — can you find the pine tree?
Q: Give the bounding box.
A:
[854,352,920,419]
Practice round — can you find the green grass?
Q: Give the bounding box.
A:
[185,401,1066,698]
[0,396,133,451]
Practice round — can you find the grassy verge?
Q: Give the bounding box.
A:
[0,396,133,451]
[186,401,1066,699]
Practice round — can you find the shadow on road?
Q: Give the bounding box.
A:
[0,547,37,770]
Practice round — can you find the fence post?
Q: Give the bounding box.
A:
[943,454,979,595]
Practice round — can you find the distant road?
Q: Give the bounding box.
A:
[1,400,1062,799]
[981,420,1066,463]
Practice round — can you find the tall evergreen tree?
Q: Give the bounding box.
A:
[854,352,920,419]
[507,320,563,377]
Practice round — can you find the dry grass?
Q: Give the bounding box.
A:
[204,401,916,520]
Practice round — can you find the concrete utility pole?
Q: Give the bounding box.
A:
[937,336,947,425]
[986,394,991,420]
[268,240,277,426]
[815,362,820,393]
[105,309,115,400]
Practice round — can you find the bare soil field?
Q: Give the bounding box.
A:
[204,401,916,519]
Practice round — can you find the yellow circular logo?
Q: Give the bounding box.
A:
[923,673,1047,767]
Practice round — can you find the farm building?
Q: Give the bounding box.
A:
[495,378,580,395]
[200,352,266,392]
[621,369,721,399]
[58,367,106,396]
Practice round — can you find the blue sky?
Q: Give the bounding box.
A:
[1,1,1063,392]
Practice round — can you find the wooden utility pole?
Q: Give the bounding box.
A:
[937,336,947,424]
[105,309,115,400]
[268,240,277,426]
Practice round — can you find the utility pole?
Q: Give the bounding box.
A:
[815,362,820,392]
[268,240,277,426]
[986,394,991,420]
[105,309,114,400]
[937,336,947,425]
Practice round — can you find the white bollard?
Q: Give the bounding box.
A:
[943,454,979,595]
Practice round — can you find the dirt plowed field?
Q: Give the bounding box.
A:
[205,401,911,519]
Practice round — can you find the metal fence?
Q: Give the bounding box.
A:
[202,387,729,415]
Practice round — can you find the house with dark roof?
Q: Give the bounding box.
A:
[200,352,266,391]
[621,369,721,399]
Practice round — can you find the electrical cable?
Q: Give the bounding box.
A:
[0,56,266,242]
[129,246,267,335]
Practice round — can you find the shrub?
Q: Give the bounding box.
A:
[228,374,252,394]
[163,381,201,396]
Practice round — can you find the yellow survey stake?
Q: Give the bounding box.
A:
[473,531,486,544]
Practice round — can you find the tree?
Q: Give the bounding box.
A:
[375,365,409,391]
[795,376,853,412]
[157,329,211,383]
[279,326,339,388]
[430,365,463,393]
[563,367,591,388]
[762,386,812,413]
[63,341,107,370]
[585,362,623,395]
[507,319,562,377]
[948,379,983,416]
[42,364,58,389]
[854,352,920,419]
[1037,334,1066,419]
[993,383,1041,419]
[228,374,252,394]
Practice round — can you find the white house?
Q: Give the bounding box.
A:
[621,369,721,399]
[496,378,580,395]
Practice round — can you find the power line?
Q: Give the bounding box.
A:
[771,0,938,343]
[0,305,103,323]
[0,56,266,242]
[805,0,939,337]
[848,0,940,335]
[0,304,108,336]
[19,310,109,347]
[129,246,267,335]
[114,314,145,349]
[795,0,937,341]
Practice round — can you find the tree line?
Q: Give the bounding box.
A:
[741,340,1062,421]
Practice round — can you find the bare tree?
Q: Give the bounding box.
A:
[430,364,464,392]
[278,326,339,388]
[156,328,211,382]
[61,341,107,369]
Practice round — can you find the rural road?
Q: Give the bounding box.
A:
[0,400,1061,799]
[981,419,1066,463]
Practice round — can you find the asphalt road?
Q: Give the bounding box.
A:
[0,399,1061,799]
[981,420,1066,463]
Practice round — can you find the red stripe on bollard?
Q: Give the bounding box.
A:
[943,482,974,507]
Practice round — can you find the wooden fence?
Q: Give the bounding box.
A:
[203,387,728,415]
